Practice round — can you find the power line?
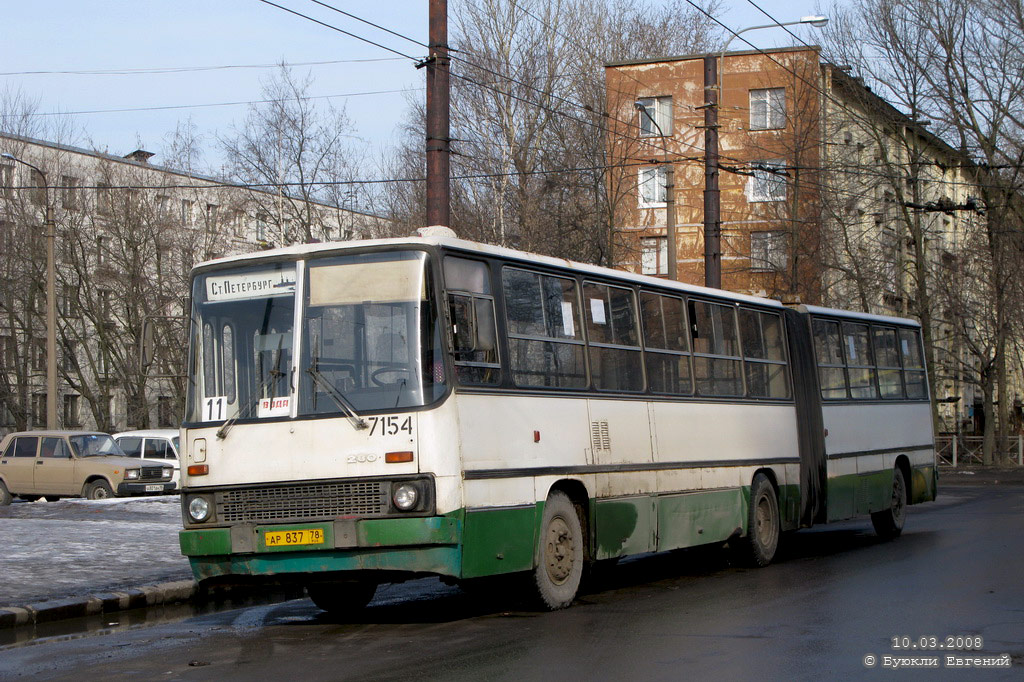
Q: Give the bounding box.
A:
[0,88,423,118]
[0,58,405,77]
[308,0,428,48]
[255,0,421,62]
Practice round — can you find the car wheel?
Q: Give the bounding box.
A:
[0,481,11,506]
[531,490,585,610]
[734,473,780,567]
[871,467,907,539]
[84,480,114,500]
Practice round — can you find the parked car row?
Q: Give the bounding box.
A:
[0,429,180,506]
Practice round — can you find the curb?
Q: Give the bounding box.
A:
[0,579,198,630]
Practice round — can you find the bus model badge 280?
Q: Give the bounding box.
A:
[177,231,936,613]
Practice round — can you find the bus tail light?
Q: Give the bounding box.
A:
[188,464,209,476]
[386,451,414,463]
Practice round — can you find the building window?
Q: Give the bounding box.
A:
[641,237,668,276]
[750,88,786,130]
[96,236,108,265]
[205,203,219,225]
[98,289,111,320]
[61,284,80,317]
[0,162,14,198]
[638,166,667,207]
[636,96,673,136]
[750,231,788,272]
[96,182,112,215]
[747,160,787,202]
[61,176,79,210]
[158,396,175,427]
[256,214,268,242]
[29,169,47,206]
[180,199,193,225]
[32,394,46,426]
[63,394,81,427]
[62,340,78,372]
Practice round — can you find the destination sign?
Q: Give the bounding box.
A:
[206,268,296,302]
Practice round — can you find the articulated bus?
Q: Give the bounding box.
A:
[178,230,937,612]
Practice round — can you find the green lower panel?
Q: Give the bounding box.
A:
[595,497,655,559]
[461,504,539,578]
[656,489,745,551]
[827,470,892,522]
[777,484,800,531]
[190,545,461,581]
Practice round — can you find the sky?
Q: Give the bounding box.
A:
[0,0,830,178]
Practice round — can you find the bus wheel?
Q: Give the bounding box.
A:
[736,473,780,567]
[307,580,377,616]
[85,480,114,500]
[532,491,584,610]
[871,467,906,539]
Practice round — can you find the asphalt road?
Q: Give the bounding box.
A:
[1,485,1021,681]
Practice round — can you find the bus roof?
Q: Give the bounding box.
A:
[193,234,921,324]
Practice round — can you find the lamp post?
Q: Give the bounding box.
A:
[2,152,58,429]
[634,102,677,280]
[703,15,828,289]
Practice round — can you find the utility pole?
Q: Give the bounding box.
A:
[425,0,451,227]
[702,55,721,289]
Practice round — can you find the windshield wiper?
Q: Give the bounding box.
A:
[306,365,368,430]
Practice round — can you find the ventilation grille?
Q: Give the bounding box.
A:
[216,480,389,523]
[591,419,611,452]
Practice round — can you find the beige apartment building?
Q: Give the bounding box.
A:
[0,132,387,436]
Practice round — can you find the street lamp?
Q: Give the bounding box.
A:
[634,102,677,281]
[702,15,829,289]
[2,152,58,429]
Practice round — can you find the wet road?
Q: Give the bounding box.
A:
[1,485,1022,681]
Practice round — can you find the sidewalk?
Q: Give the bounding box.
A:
[940,466,1024,486]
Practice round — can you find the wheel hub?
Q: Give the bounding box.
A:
[544,516,575,585]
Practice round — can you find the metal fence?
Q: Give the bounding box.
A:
[936,435,1024,467]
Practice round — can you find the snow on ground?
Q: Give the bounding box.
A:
[0,496,192,607]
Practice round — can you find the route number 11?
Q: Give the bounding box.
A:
[204,396,227,421]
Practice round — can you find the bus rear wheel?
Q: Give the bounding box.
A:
[735,473,780,567]
[307,580,377,617]
[871,467,906,539]
[532,491,584,610]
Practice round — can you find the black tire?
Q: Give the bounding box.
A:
[84,480,114,500]
[531,490,584,610]
[735,473,780,567]
[307,581,377,616]
[871,467,907,539]
[0,480,11,506]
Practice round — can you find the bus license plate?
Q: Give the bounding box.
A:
[265,528,325,547]
[145,484,163,492]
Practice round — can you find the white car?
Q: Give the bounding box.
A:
[112,429,181,490]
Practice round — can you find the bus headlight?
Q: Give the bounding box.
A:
[392,483,419,511]
[125,469,140,480]
[188,496,211,522]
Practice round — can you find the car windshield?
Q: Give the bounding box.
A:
[69,435,125,457]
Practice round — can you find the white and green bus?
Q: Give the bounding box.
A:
[178,230,937,612]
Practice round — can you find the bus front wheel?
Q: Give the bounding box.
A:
[735,473,780,567]
[532,491,584,610]
[307,580,377,616]
[871,467,906,539]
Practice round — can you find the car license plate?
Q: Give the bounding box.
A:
[265,528,325,547]
[145,484,163,492]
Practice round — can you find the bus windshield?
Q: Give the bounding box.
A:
[186,250,445,424]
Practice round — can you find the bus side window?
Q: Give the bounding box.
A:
[812,318,847,400]
[502,267,586,389]
[842,322,878,399]
[444,257,500,385]
[689,299,743,396]
[872,327,903,398]
[739,308,790,399]
[583,281,643,392]
[640,291,692,395]
[899,328,927,399]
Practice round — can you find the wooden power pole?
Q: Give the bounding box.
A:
[425,0,451,227]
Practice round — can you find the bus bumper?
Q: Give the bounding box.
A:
[180,515,462,581]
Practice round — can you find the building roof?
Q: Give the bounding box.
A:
[0,131,385,219]
[605,45,819,69]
